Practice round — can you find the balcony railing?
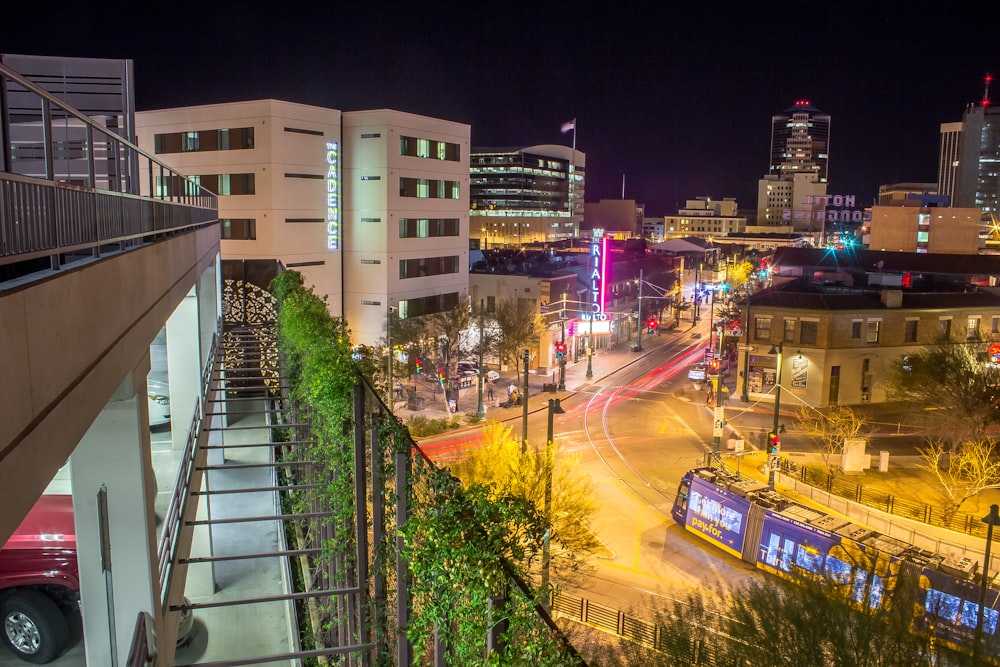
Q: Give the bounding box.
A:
[0,61,217,277]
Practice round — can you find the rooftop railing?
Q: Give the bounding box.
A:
[0,61,217,278]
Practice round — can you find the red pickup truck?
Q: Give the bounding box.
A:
[0,495,78,663]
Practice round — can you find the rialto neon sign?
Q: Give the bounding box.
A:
[590,230,607,313]
[326,141,340,250]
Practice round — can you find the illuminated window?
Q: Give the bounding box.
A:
[866,320,880,343]
[754,317,771,340]
[783,319,796,342]
[968,317,981,339]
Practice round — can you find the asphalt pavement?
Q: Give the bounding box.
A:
[396,322,1000,555]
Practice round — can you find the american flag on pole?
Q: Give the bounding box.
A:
[561,119,576,133]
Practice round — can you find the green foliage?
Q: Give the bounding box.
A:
[494,296,544,369]
[272,271,580,665]
[405,415,463,437]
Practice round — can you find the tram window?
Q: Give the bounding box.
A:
[925,588,962,621]
[780,538,794,572]
[795,547,823,574]
[825,557,852,585]
[852,574,867,605]
[960,601,999,633]
[764,533,780,567]
[868,575,884,609]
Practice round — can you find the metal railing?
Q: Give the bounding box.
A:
[783,459,1000,541]
[0,61,216,273]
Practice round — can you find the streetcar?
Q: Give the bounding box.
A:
[671,466,1000,655]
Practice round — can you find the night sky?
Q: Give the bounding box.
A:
[5,3,998,216]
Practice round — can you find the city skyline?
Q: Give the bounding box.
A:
[4,3,998,216]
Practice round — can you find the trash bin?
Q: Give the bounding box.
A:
[630,343,640,352]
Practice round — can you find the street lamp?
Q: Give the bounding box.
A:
[974,504,1000,664]
[541,398,565,599]
[767,342,784,489]
[521,348,530,453]
[741,289,752,403]
[585,317,594,379]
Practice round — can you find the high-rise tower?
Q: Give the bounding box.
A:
[769,100,831,182]
[951,75,1000,217]
[756,100,830,229]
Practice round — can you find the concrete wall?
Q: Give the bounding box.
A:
[0,224,220,541]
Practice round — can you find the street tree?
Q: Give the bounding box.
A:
[917,437,1000,524]
[884,340,1000,439]
[724,259,754,292]
[493,296,544,369]
[794,404,870,477]
[449,420,601,586]
[424,301,473,378]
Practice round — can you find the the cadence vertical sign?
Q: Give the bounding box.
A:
[326,141,340,250]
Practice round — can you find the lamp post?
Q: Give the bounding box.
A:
[521,348,530,453]
[558,315,567,391]
[741,290,752,403]
[477,299,486,418]
[712,326,726,456]
[585,317,594,379]
[974,504,1000,664]
[636,269,644,352]
[768,342,783,489]
[541,398,565,600]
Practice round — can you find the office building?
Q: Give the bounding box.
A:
[952,102,1000,216]
[938,121,963,203]
[137,102,471,345]
[757,101,831,231]
[663,197,746,240]
[470,145,584,247]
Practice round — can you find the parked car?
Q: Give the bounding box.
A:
[0,495,78,663]
[1,496,194,663]
[687,364,708,382]
[457,362,500,382]
[147,377,171,428]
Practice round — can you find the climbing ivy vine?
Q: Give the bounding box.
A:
[270,271,583,666]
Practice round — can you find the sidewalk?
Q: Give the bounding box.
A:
[393,327,680,424]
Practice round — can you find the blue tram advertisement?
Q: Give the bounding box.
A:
[672,467,1000,654]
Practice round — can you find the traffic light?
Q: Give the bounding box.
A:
[437,368,445,382]
[554,341,567,359]
[647,318,658,334]
[415,357,423,374]
[709,358,720,374]
[768,431,780,453]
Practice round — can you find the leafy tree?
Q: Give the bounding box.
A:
[425,301,473,379]
[494,296,544,369]
[884,341,1000,439]
[449,420,600,587]
[917,437,1000,523]
[794,404,870,477]
[725,259,755,292]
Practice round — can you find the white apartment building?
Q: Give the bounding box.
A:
[663,197,746,239]
[137,101,470,345]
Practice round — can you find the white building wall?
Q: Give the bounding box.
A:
[343,110,471,345]
[136,100,344,315]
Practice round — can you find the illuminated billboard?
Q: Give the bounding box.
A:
[326,141,340,250]
[683,476,750,558]
[590,230,608,313]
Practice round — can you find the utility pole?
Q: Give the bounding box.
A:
[636,269,644,352]
[558,294,566,391]
[521,348,530,453]
[386,304,395,407]
[477,299,485,418]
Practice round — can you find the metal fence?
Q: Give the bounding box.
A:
[783,459,999,541]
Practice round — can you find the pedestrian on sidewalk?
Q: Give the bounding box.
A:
[487,379,494,401]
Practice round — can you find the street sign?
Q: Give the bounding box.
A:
[713,406,725,438]
[737,344,755,352]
